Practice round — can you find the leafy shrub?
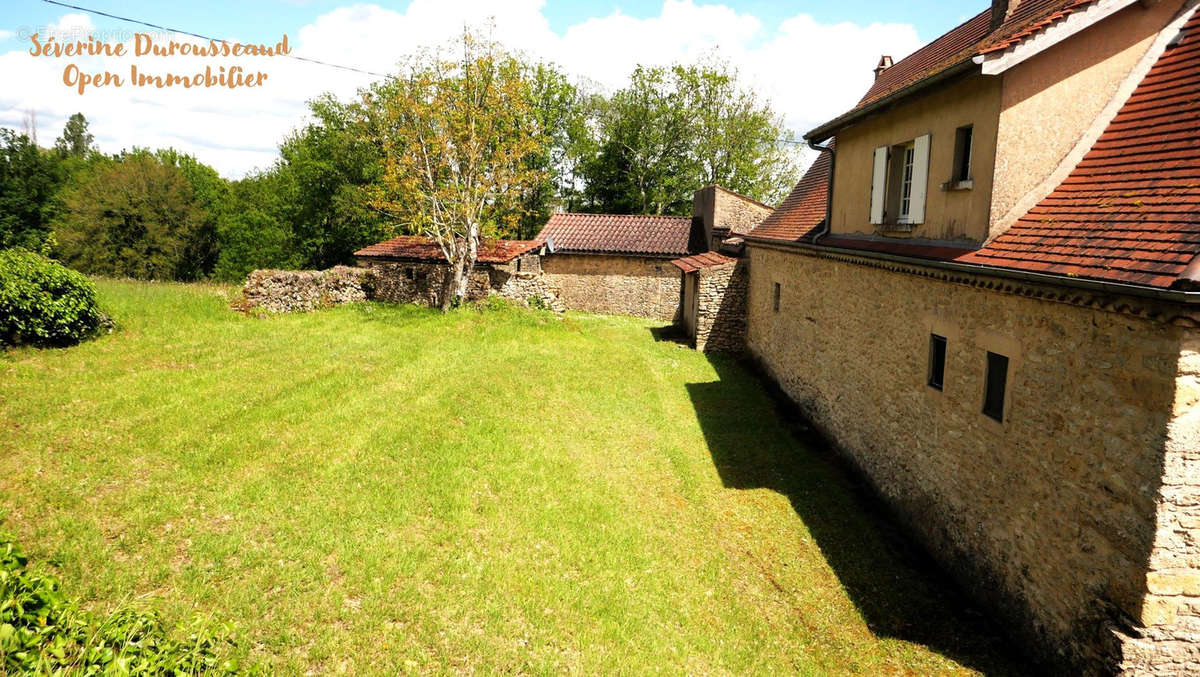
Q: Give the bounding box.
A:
[0,248,104,347]
[0,532,241,673]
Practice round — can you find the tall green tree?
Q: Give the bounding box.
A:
[583,59,798,215]
[54,154,206,280]
[276,95,391,270]
[212,171,298,281]
[370,33,550,309]
[54,113,94,158]
[0,129,63,251]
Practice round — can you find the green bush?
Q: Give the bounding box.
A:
[0,532,241,673]
[0,248,104,347]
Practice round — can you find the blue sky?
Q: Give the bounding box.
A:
[0,1,982,176]
[5,0,980,47]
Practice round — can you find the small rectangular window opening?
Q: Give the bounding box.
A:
[983,351,1009,422]
[899,144,916,221]
[954,125,974,183]
[773,282,781,312]
[405,267,416,281]
[928,334,947,391]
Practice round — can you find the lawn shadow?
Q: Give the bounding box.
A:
[687,354,1035,676]
[648,324,689,346]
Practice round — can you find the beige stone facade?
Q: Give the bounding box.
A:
[827,0,1186,244]
[693,185,775,250]
[686,260,749,353]
[541,254,682,321]
[990,0,1186,234]
[744,242,1200,672]
[829,73,1002,243]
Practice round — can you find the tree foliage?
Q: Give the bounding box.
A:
[583,59,797,215]
[54,113,94,158]
[370,33,550,309]
[0,129,64,251]
[54,153,206,280]
[276,95,391,270]
[0,46,799,286]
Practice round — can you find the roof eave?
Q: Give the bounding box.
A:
[743,234,1200,305]
[804,60,978,142]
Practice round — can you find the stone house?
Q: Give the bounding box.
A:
[743,0,1200,673]
[353,235,555,308]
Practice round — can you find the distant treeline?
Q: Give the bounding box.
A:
[1,52,799,283]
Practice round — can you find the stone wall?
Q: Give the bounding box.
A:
[241,266,374,313]
[1121,330,1200,673]
[693,259,749,353]
[359,257,562,311]
[541,254,681,321]
[693,186,775,249]
[744,242,1200,673]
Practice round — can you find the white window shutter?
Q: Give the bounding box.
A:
[869,146,888,225]
[909,134,931,224]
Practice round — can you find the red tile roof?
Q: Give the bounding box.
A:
[810,0,1097,139]
[958,9,1200,290]
[536,213,695,257]
[672,251,737,273]
[354,236,541,263]
[747,150,832,242]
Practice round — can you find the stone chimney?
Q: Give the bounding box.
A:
[991,0,1019,29]
[873,55,894,80]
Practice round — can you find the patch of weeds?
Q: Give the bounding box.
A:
[0,531,245,674]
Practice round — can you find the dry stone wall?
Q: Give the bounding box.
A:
[246,258,563,313]
[541,254,682,321]
[744,243,1200,674]
[241,266,374,313]
[693,260,749,353]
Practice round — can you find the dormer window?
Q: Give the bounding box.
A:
[870,134,931,230]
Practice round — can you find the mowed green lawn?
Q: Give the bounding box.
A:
[0,280,1024,674]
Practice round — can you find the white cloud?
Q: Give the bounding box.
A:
[0,1,922,178]
[0,30,15,41]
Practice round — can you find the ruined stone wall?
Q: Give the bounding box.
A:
[693,260,749,353]
[360,258,562,311]
[541,254,681,321]
[745,243,1200,673]
[242,266,374,312]
[488,265,564,312]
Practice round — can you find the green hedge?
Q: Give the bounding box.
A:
[1,532,241,673]
[0,249,103,347]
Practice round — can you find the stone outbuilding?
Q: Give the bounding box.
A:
[534,212,696,321]
[744,0,1200,672]
[671,186,775,351]
[533,185,773,323]
[354,235,557,309]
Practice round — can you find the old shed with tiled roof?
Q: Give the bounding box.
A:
[536,213,695,258]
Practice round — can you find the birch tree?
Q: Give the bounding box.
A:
[371,34,548,310]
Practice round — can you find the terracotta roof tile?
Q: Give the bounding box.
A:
[672,251,737,273]
[535,213,694,257]
[958,10,1200,290]
[355,236,541,263]
[747,150,831,242]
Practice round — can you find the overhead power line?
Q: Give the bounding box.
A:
[40,0,389,78]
